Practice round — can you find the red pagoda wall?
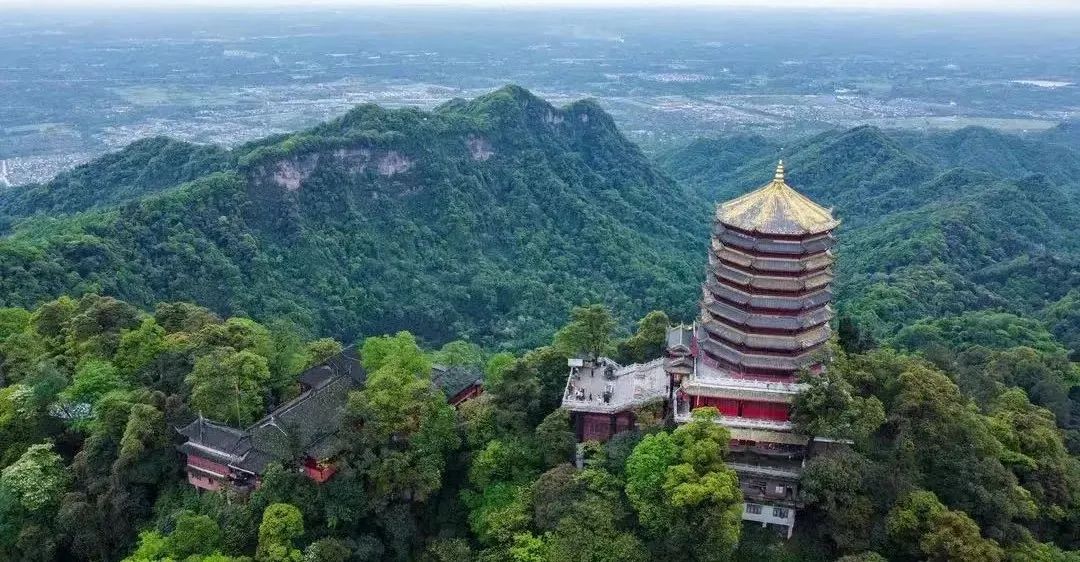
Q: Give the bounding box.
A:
[693,396,790,422]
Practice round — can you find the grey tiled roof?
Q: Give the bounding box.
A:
[432,364,483,399]
[705,280,832,311]
[712,241,834,274]
[697,336,822,371]
[177,346,365,475]
[702,296,833,331]
[665,326,694,352]
[714,224,835,255]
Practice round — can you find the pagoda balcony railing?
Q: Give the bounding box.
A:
[728,461,802,480]
[684,375,804,395]
[674,410,794,432]
[562,393,638,414]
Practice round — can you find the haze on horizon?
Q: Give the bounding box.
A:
[3,0,1078,12]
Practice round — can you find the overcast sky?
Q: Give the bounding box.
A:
[2,0,1077,12]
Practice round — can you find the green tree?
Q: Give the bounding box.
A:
[61,359,127,415]
[360,331,432,375]
[554,304,616,359]
[168,511,223,558]
[625,408,742,560]
[347,333,459,505]
[256,503,305,562]
[432,340,484,370]
[616,310,669,364]
[421,538,472,562]
[304,338,343,369]
[624,428,680,533]
[528,465,648,562]
[0,442,70,513]
[303,537,352,562]
[113,318,166,379]
[886,490,1004,562]
[0,307,30,340]
[115,403,172,483]
[484,352,516,388]
[792,366,885,443]
[0,442,70,561]
[800,448,878,553]
[534,409,576,469]
[187,348,271,426]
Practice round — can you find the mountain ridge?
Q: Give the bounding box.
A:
[0,86,707,348]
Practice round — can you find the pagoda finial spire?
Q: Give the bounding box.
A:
[774,160,785,182]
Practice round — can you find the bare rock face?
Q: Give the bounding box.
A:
[466,136,494,161]
[272,154,320,191]
[267,147,413,191]
[333,148,372,173]
[377,151,413,176]
[545,110,565,125]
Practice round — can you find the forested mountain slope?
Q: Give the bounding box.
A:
[0,137,230,225]
[658,125,1080,351]
[0,86,707,347]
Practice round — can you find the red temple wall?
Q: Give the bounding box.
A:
[693,396,790,422]
[187,454,230,477]
[187,471,223,491]
[449,383,483,407]
[581,413,612,442]
[303,458,338,483]
[579,412,636,442]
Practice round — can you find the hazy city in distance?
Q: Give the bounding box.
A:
[1,6,1078,185]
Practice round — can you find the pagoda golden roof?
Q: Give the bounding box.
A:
[717,161,839,236]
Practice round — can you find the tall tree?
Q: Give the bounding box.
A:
[186,347,271,426]
[554,304,616,359]
[616,310,670,364]
[886,490,1004,562]
[347,332,459,506]
[625,408,742,560]
[256,503,305,562]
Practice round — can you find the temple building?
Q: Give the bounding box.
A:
[562,161,840,538]
[178,348,483,492]
[178,347,366,491]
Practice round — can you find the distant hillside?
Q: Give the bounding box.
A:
[658,125,1080,351]
[0,86,707,348]
[895,126,1080,186]
[0,137,229,227]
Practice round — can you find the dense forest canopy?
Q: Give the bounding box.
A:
[0,87,1078,561]
[0,86,706,349]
